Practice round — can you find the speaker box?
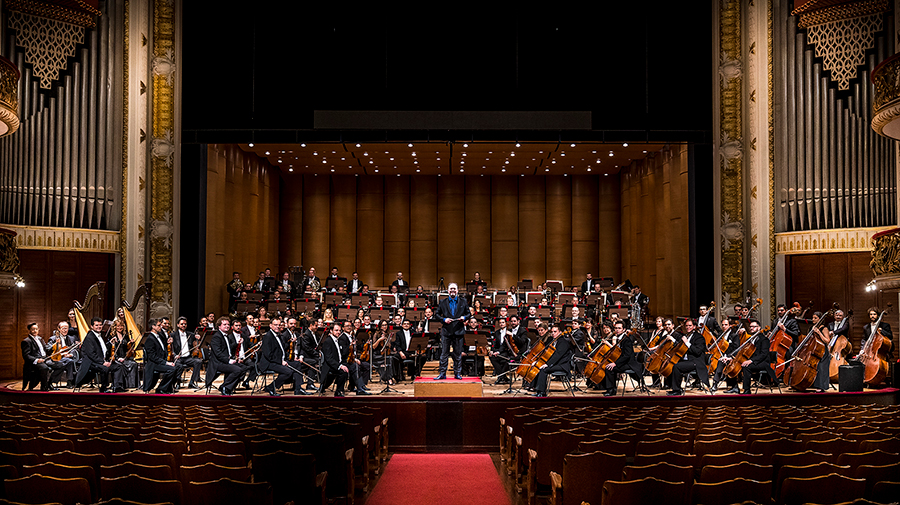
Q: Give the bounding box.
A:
[838,363,864,392]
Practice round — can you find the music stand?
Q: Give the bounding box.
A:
[235,302,257,315]
[376,353,403,394]
[536,307,552,319]
[408,295,429,308]
[351,294,371,306]
[405,308,425,322]
[369,308,392,322]
[546,280,563,293]
[294,300,317,314]
[466,282,479,294]
[324,294,344,307]
[526,291,544,304]
[608,291,631,306]
[325,277,346,290]
[246,292,265,303]
[473,295,489,308]
[407,334,430,378]
[266,301,289,314]
[563,304,587,318]
[518,279,533,291]
[426,321,443,334]
[380,293,397,307]
[436,292,450,305]
[585,294,604,307]
[337,306,358,321]
[608,307,629,322]
[557,292,577,306]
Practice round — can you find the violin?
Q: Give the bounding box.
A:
[783,306,836,391]
[360,331,372,362]
[858,308,894,385]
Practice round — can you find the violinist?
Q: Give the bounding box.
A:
[354,318,373,389]
[570,318,589,374]
[461,317,486,377]
[739,319,775,394]
[172,316,203,390]
[48,321,77,387]
[490,318,526,383]
[711,318,744,393]
[774,304,801,357]
[533,324,575,398]
[232,320,257,390]
[667,319,711,396]
[21,323,68,391]
[508,316,528,353]
[259,317,308,396]
[208,317,249,396]
[392,319,419,381]
[600,321,646,396]
[372,320,395,384]
[342,321,371,394]
[109,318,138,391]
[298,318,323,390]
[141,318,180,394]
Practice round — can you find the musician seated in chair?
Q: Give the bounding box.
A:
[108,319,139,391]
[860,307,893,358]
[490,318,526,383]
[171,316,203,390]
[711,317,744,394]
[668,319,711,395]
[533,324,576,397]
[258,317,309,396]
[601,321,646,396]
[739,319,775,394]
[75,317,119,392]
[47,321,77,387]
[142,318,181,394]
[21,323,70,391]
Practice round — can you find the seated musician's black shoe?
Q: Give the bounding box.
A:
[725,386,740,394]
[667,390,683,396]
[266,386,281,397]
[99,387,111,393]
[604,390,617,397]
[740,390,751,395]
[187,383,198,390]
[114,387,126,393]
[239,381,251,390]
[65,381,75,388]
[454,373,462,380]
[306,384,318,391]
[294,389,312,396]
[535,391,547,398]
[359,384,370,391]
[356,389,372,395]
[711,381,719,392]
[334,391,345,397]
[434,374,446,380]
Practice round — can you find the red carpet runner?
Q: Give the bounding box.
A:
[365,453,512,505]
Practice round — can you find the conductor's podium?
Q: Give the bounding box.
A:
[413,377,484,397]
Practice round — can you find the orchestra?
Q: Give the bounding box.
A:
[20,268,895,399]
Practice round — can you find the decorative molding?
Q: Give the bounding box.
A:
[7,11,85,89]
[805,11,884,90]
[871,227,900,275]
[6,225,120,253]
[774,226,894,254]
[4,0,100,28]
[795,0,889,27]
[0,56,20,136]
[871,52,900,137]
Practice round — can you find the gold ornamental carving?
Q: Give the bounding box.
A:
[871,227,900,275]
[871,52,900,137]
[0,56,20,137]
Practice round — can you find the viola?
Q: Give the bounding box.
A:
[783,307,835,391]
[859,309,894,385]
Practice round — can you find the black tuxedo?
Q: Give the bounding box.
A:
[348,278,364,294]
[741,331,776,392]
[489,327,527,379]
[862,321,893,346]
[277,278,295,295]
[392,329,422,379]
[712,327,744,387]
[298,327,322,388]
[435,295,470,377]
[580,279,594,295]
[171,329,202,387]
[142,331,179,394]
[300,276,320,294]
[601,331,646,393]
[320,333,349,394]
[670,330,711,393]
[534,335,576,394]
[259,329,304,394]
[75,330,116,390]
[21,335,67,390]
[207,329,248,394]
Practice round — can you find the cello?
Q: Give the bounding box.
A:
[858,308,894,385]
[768,303,800,376]
[722,325,766,380]
[699,302,727,371]
[582,336,623,385]
[828,309,852,381]
[515,328,568,383]
[783,307,835,391]
[646,322,688,377]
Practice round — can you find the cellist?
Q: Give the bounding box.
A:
[711,318,744,393]
[739,319,776,394]
[667,319,711,396]
[773,303,801,359]
[533,324,576,398]
[600,321,645,396]
[860,307,893,353]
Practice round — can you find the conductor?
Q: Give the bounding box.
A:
[434,282,469,380]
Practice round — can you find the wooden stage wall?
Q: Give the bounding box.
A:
[204,144,693,319]
[0,250,114,379]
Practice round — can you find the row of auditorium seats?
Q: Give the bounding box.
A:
[0,402,389,505]
[498,402,900,505]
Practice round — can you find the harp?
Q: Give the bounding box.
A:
[72,282,106,342]
[122,283,151,360]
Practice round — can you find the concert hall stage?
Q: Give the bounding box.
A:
[2,379,897,452]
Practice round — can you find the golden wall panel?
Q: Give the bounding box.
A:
[331,175,358,277]
[438,176,466,284]
[384,175,411,284]
[464,176,492,283]
[410,176,438,288]
[205,145,280,314]
[491,176,519,290]
[572,175,600,284]
[519,177,546,285]
[598,176,622,280]
[545,176,573,285]
[279,175,303,268]
[302,175,331,277]
[356,176,384,287]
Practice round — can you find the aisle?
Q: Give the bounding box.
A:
[365,453,512,505]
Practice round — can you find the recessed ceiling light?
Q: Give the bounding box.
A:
[609,152,614,157]
[643,150,648,153]
[356,143,361,148]
[416,169,421,173]
[278,160,282,163]
[289,168,294,172]
[248,143,254,147]
[390,158,394,161]
[369,160,373,164]
[510,152,515,156]
[505,161,509,164]
[375,169,379,173]
[460,169,464,172]
[592,150,597,154]
[587,168,591,172]
[331,169,335,172]
[301,143,306,147]
[313,152,318,156]
[545,168,550,172]
[265,151,270,155]
[412,152,416,156]
[341,158,345,161]
[462,153,467,156]
[516,143,521,148]
[502,169,506,172]
[408,143,413,147]
[623,143,628,147]
[436,157,441,160]
[570,143,576,147]
[322,160,327,164]
[561,153,565,156]
[463,143,468,148]
[552,160,556,164]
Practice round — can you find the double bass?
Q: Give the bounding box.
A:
[828,310,852,381]
[783,307,835,391]
[768,303,800,376]
[859,309,894,385]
